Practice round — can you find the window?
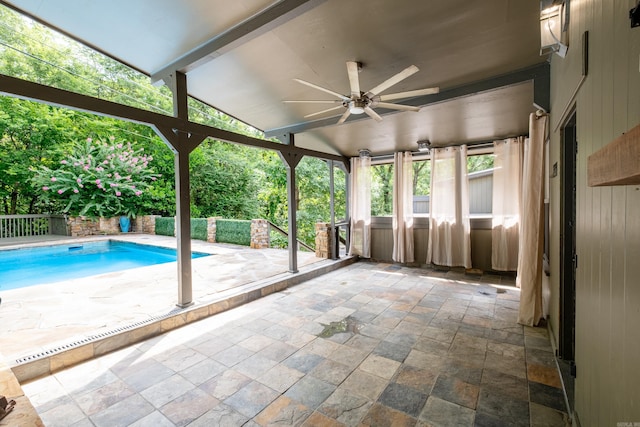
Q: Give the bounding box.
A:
[370,152,494,217]
[467,154,494,215]
[412,159,431,215]
[371,164,394,216]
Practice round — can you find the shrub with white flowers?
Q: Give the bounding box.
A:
[33,137,160,218]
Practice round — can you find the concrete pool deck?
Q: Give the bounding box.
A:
[0,234,347,376]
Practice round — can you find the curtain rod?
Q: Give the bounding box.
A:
[369,135,525,163]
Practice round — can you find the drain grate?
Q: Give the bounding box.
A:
[14,308,184,365]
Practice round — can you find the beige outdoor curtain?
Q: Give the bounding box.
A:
[392,151,414,263]
[348,155,371,258]
[427,145,472,268]
[491,137,524,271]
[516,114,547,326]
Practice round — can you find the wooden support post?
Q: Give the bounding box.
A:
[155,72,206,308]
[278,133,303,273]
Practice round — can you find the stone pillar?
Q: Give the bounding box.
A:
[250,219,270,249]
[135,215,159,234]
[315,222,333,259]
[67,216,100,237]
[207,217,218,243]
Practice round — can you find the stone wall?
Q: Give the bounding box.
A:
[67,216,101,237]
[315,222,333,259]
[68,216,275,250]
[250,219,270,249]
[99,217,120,234]
[67,215,160,236]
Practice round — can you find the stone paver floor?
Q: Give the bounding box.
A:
[0,234,323,362]
[20,261,570,426]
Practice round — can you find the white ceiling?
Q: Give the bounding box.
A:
[2,0,548,157]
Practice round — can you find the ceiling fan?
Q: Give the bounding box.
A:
[284,61,439,124]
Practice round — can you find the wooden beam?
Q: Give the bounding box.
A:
[588,123,640,186]
[0,74,347,164]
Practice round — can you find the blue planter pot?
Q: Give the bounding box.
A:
[119,216,131,233]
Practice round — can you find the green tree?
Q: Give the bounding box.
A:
[0,98,77,214]
[189,141,260,219]
[413,160,431,195]
[371,164,393,216]
[467,154,494,173]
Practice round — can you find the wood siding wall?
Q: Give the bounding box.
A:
[549,0,640,424]
[468,173,493,214]
[370,217,493,271]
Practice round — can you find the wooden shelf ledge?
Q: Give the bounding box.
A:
[588,123,640,186]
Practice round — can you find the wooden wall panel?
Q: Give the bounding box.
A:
[550,0,640,423]
[623,0,640,418]
[370,221,493,272]
[414,228,429,263]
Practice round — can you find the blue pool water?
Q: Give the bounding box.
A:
[0,240,210,290]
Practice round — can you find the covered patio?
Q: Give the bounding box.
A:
[0,0,549,319]
[0,0,587,426]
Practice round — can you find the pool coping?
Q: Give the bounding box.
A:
[9,254,357,384]
[0,237,214,291]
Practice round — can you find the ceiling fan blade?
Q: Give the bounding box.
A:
[375,102,420,112]
[364,106,383,122]
[380,87,439,101]
[293,78,349,101]
[337,109,351,124]
[346,61,361,97]
[304,105,344,118]
[283,100,343,104]
[366,65,419,97]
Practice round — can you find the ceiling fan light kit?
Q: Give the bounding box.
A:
[286,61,439,124]
[348,99,367,114]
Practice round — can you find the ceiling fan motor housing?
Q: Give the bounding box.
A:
[344,98,368,114]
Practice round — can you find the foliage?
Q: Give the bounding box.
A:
[371,164,393,216]
[190,141,260,220]
[253,155,347,248]
[413,160,431,195]
[269,229,289,249]
[467,154,494,173]
[0,97,77,214]
[32,137,160,218]
[190,218,208,241]
[215,219,251,246]
[155,217,175,236]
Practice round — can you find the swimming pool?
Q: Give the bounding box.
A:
[0,240,210,290]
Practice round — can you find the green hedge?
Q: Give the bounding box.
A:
[216,219,251,246]
[155,217,175,236]
[154,217,250,245]
[190,218,208,241]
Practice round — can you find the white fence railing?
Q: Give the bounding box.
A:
[0,214,68,238]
